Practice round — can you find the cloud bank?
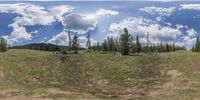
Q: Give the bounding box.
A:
[0,3,73,44]
[62,14,97,34]
[140,6,176,16]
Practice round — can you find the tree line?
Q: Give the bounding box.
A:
[89,28,185,55]
[0,37,8,52]
[1,28,186,54]
[192,37,200,52]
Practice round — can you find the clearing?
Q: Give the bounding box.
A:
[0,49,200,100]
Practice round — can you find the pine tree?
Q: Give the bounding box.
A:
[72,34,79,53]
[120,28,131,55]
[146,32,150,54]
[130,36,136,54]
[102,40,108,53]
[159,41,163,52]
[166,43,170,52]
[86,32,91,51]
[192,45,195,52]
[173,43,176,51]
[0,37,7,52]
[96,42,101,51]
[68,31,72,51]
[107,37,115,52]
[114,38,120,52]
[195,37,199,52]
[136,35,141,53]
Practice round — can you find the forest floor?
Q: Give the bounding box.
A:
[0,49,200,100]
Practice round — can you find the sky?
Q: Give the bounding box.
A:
[0,1,200,49]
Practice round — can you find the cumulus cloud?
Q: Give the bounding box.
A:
[47,31,69,46]
[180,4,200,10]
[175,24,184,29]
[96,9,119,16]
[47,30,97,47]
[78,36,97,47]
[177,28,197,49]
[48,5,74,21]
[106,16,198,49]
[187,28,197,37]
[0,3,73,44]
[107,17,181,45]
[62,14,97,34]
[139,6,176,16]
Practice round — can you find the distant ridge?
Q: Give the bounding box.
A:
[11,43,86,51]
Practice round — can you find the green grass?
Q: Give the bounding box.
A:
[1,49,200,99]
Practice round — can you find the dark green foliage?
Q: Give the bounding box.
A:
[96,42,101,51]
[61,50,68,55]
[166,43,170,52]
[68,31,72,51]
[130,36,136,54]
[107,37,115,53]
[72,34,79,53]
[193,37,200,52]
[0,37,8,52]
[114,38,120,52]
[11,43,86,52]
[102,40,108,53]
[120,28,131,55]
[12,43,62,51]
[86,32,91,51]
[136,35,142,53]
[90,28,185,55]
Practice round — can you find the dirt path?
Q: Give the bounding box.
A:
[0,64,5,80]
[0,88,107,100]
[149,69,182,96]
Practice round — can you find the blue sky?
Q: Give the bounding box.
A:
[0,1,200,49]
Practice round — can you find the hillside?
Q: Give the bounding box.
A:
[11,43,86,51]
[0,49,200,100]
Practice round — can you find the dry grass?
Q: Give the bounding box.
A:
[0,49,200,99]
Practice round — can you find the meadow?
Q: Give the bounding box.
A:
[0,49,200,100]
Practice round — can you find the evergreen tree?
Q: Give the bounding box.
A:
[130,36,136,54]
[96,42,101,51]
[72,34,79,53]
[102,40,108,53]
[120,28,131,55]
[114,38,120,52]
[192,45,195,52]
[173,43,176,51]
[146,32,150,54]
[68,31,72,51]
[0,37,7,52]
[86,32,91,51]
[195,37,199,52]
[166,43,170,52]
[107,37,115,52]
[136,35,141,53]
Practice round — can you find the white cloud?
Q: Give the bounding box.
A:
[4,26,32,44]
[107,17,181,45]
[175,24,184,29]
[48,5,74,21]
[107,17,198,49]
[61,14,97,34]
[47,30,97,47]
[187,28,197,37]
[0,3,74,44]
[180,4,200,10]
[139,6,176,16]
[78,36,97,47]
[177,28,197,49]
[47,31,69,46]
[96,9,119,16]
